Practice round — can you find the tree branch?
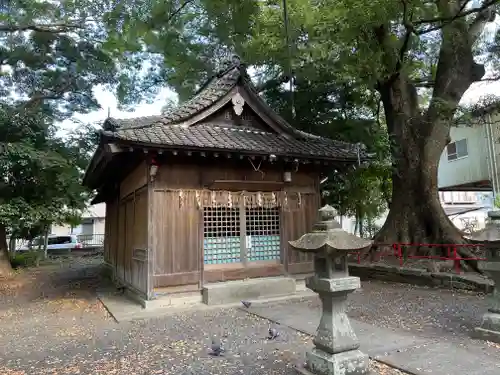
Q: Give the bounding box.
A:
[397,0,414,71]
[425,0,495,124]
[415,0,498,35]
[413,79,434,88]
[22,80,75,109]
[480,75,500,81]
[166,0,196,24]
[0,23,84,33]
[469,1,497,43]
[415,0,496,26]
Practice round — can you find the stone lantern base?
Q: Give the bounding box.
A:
[474,311,500,343]
[296,349,369,375]
[468,210,500,344]
[473,263,500,344]
[295,275,370,375]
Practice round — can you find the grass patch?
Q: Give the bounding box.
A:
[9,251,41,268]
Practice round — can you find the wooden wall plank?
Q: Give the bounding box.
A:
[133,190,148,249]
[112,199,119,277]
[154,162,318,191]
[104,198,119,272]
[154,272,200,287]
[117,202,126,281]
[153,191,167,275]
[282,193,319,270]
[120,161,147,200]
[152,191,201,284]
[103,202,111,264]
[124,199,134,285]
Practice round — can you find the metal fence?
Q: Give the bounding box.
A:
[77,234,105,248]
[349,243,486,274]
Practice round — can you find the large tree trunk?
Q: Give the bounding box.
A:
[369,0,496,273]
[374,126,466,248]
[0,223,13,277]
[373,77,480,272]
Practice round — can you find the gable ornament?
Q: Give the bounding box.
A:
[231,92,245,116]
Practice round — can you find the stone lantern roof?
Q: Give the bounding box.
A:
[288,205,373,254]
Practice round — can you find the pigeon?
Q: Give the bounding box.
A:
[210,338,225,356]
[268,327,279,340]
[241,300,252,308]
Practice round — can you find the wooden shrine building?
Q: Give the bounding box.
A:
[83,57,368,302]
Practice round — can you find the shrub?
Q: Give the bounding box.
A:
[10,251,41,268]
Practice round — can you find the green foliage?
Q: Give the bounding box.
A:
[0,107,93,235]
[1,0,120,120]
[494,194,500,209]
[0,0,115,247]
[260,68,391,223]
[10,251,40,268]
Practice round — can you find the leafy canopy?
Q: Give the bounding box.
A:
[0,0,123,239]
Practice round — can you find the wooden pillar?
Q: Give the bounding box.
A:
[147,162,155,300]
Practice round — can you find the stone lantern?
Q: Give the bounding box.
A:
[467,210,500,343]
[289,205,372,375]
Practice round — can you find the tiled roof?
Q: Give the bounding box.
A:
[106,115,164,130]
[105,63,242,131]
[102,123,363,160]
[101,56,368,161]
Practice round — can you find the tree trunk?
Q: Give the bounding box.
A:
[42,226,49,260]
[0,223,13,277]
[373,77,480,272]
[368,1,496,274]
[374,143,464,245]
[356,208,364,238]
[9,235,16,253]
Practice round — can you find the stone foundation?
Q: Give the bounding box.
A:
[474,311,500,344]
[202,276,297,305]
[349,263,493,293]
[305,349,369,375]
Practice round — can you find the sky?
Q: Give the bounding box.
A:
[57,86,177,136]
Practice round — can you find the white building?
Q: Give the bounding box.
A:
[439,191,490,232]
[50,202,106,236]
[438,108,499,193]
[436,107,499,231]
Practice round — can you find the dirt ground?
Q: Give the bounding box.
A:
[0,254,494,374]
[0,256,111,340]
[0,256,408,375]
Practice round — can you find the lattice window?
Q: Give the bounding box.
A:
[224,108,253,124]
[245,207,281,262]
[203,207,241,264]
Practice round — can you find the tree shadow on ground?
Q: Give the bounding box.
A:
[0,254,112,329]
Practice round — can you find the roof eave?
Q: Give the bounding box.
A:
[101,135,365,164]
[82,144,106,188]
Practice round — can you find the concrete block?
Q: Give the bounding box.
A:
[144,291,202,309]
[473,327,500,344]
[306,348,370,375]
[202,277,296,305]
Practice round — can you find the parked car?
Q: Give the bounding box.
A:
[18,234,83,253]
